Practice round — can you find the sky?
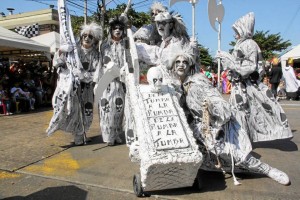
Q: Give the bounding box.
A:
[1,0,299,55]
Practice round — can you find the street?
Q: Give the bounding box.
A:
[1,97,300,200]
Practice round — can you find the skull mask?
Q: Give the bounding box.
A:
[101,98,110,113]
[115,97,124,112]
[84,102,93,116]
[147,67,163,93]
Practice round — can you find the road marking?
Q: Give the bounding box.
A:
[0,171,20,179]
[25,152,80,176]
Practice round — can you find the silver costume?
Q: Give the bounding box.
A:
[218,12,293,142]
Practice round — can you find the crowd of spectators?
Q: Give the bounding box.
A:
[0,59,56,116]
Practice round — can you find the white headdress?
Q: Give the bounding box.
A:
[80,22,102,42]
[154,11,189,39]
[150,1,167,13]
[167,43,195,72]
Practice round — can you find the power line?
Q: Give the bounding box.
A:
[283,5,300,36]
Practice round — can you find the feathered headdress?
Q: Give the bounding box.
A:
[150,1,167,13]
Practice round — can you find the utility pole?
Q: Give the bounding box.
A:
[84,0,87,25]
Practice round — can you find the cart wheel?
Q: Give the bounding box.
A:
[193,170,204,190]
[133,174,143,197]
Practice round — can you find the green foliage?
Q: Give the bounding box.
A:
[70,3,151,39]
[198,44,213,68]
[229,30,291,60]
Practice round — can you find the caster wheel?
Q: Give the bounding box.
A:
[133,174,143,197]
[193,170,204,190]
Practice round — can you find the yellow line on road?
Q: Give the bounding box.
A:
[0,171,20,179]
[26,152,80,177]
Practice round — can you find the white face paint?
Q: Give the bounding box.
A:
[174,55,190,81]
[112,25,123,41]
[81,32,94,49]
[156,20,172,39]
[147,67,163,93]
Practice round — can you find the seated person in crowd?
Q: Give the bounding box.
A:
[0,84,13,115]
[10,82,35,112]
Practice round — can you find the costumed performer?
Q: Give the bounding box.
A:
[98,15,128,146]
[170,44,290,186]
[47,22,102,146]
[216,12,293,143]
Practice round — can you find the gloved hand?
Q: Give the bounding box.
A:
[59,44,74,54]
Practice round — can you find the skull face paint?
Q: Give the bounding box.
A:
[174,55,190,81]
[81,32,95,49]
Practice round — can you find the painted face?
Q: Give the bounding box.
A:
[174,55,190,79]
[112,25,123,41]
[81,32,94,49]
[151,9,161,22]
[156,20,172,39]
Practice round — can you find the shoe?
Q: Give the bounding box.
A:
[107,142,115,146]
[267,168,290,185]
[115,137,123,144]
[74,135,84,146]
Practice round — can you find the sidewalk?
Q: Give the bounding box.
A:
[1,100,300,199]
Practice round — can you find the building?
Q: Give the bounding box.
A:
[0,6,59,62]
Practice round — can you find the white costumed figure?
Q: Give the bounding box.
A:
[133,1,167,45]
[136,11,197,84]
[98,15,128,146]
[282,57,300,100]
[170,44,290,186]
[217,12,293,142]
[47,18,102,145]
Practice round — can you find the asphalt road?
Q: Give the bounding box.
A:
[1,97,300,200]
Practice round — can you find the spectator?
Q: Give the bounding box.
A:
[277,80,287,101]
[23,71,43,107]
[0,84,13,115]
[282,57,300,100]
[269,57,282,98]
[10,82,34,112]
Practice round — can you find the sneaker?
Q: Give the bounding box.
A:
[267,168,290,185]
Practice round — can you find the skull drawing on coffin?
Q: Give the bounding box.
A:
[115,97,124,112]
[147,66,163,93]
[280,112,289,128]
[101,98,110,113]
[84,102,93,116]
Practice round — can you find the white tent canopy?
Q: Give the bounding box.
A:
[280,44,300,68]
[0,26,50,52]
[31,31,60,54]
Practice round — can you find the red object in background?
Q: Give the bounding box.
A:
[139,74,148,84]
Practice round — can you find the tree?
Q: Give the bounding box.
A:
[198,44,213,68]
[229,30,291,60]
[70,3,151,38]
